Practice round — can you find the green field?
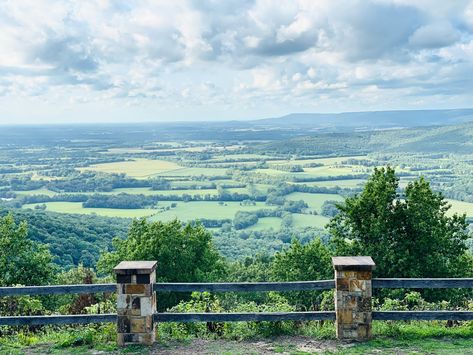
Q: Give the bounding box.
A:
[291,179,366,188]
[150,201,272,221]
[299,165,359,176]
[81,158,182,178]
[14,188,58,197]
[447,199,473,217]
[158,167,229,177]
[269,155,367,165]
[22,202,159,218]
[292,213,330,228]
[111,187,220,196]
[246,217,282,231]
[286,192,344,213]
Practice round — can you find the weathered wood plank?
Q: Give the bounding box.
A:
[373,311,473,321]
[154,312,335,322]
[0,284,116,297]
[153,280,335,293]
[373,278,473,289]
[0,314,117,326]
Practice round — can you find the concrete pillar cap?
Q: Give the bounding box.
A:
[332,256,375,271]
[113,261,157,275]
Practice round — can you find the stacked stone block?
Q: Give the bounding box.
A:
[332,256,375,341]
[113,261,157,346]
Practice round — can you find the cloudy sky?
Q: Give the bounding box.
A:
[0,0,472,123]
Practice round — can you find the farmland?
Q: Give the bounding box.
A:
[2,122,473,266]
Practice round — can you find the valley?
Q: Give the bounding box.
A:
[2,117,473,268]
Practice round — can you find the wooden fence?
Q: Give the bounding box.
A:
[0,257,472,344]
[1,278,472,325]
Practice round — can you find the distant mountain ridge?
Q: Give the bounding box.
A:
[258,120,473,155]
[2,109,473,145]
[250,109,473,131]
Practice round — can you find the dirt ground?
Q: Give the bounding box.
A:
[149,336,348,354]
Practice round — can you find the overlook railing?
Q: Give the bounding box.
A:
[0,257,472,345]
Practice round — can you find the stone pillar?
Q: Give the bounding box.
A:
[332,256,375,341]
[114,261,157,346]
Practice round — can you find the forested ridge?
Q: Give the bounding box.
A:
[0,208,129,268]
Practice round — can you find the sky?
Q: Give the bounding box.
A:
[0,0,472,124]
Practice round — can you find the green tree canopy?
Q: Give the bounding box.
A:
[270,238,332,310]
[329,167,472,278]
[98,219,227,310]
[0,213,56,286]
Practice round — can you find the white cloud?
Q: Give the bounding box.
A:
[0,0,472,123]
[409,22,461,49]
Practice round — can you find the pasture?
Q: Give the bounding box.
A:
[447,199,473,217]
[158,167,229,177]
[291,179,366,188]
[81,158,182,178]
[292,213,330,229]
[150,201,272,221]
[22,202,159,218]
[246,217,282,231]
[286,192,344,213]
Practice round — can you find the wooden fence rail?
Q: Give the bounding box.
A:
[0,284,116,297]
[154,311,335,322]
[373,311,473,321]
[0,314,116,326]
[0,257,473,344]
[1,278,472,297]
[372,278,473,289]
[153,280,335,292]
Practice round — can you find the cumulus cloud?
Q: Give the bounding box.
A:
[409,22,461,49]
[0,0,472,122]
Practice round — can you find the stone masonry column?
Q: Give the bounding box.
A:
[332,256,375,341]
[114,261,157,346]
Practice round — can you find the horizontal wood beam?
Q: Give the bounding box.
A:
[373,311,473,321]
[1,278,472,298]
[154,311,335,322]
[372,278,473,289]
[0,284,116,296]
[0,314,117,326]
[153,280,335,292]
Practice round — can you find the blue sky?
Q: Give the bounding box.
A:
[0,0,472,123]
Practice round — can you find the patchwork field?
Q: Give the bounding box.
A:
[7,137,473,248]
[151,201,272,221]
[286,192,344,213]
[81,158,182,178]
[292,213,330,229]
[22,202,159,218]
[291,179,366,188]
[158,167,229,177]
[447,199,473,217]
[246,217,282,231]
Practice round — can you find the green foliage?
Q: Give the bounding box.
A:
[98,219,227,310]
[0,208,129,269]
[54,265,115,316]
[0,213,56,287]
[271,238,331,282]
[159,292,298,340]
[270,238,332,310]
[329,167,471,278]
[375,291,453,312]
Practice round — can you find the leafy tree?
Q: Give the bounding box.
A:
[270,238,332,310]
[98,219,227,310]
[0,213,56,286]
[233,211,258,230]
[329,167,472,278]
[320,200,340,217]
